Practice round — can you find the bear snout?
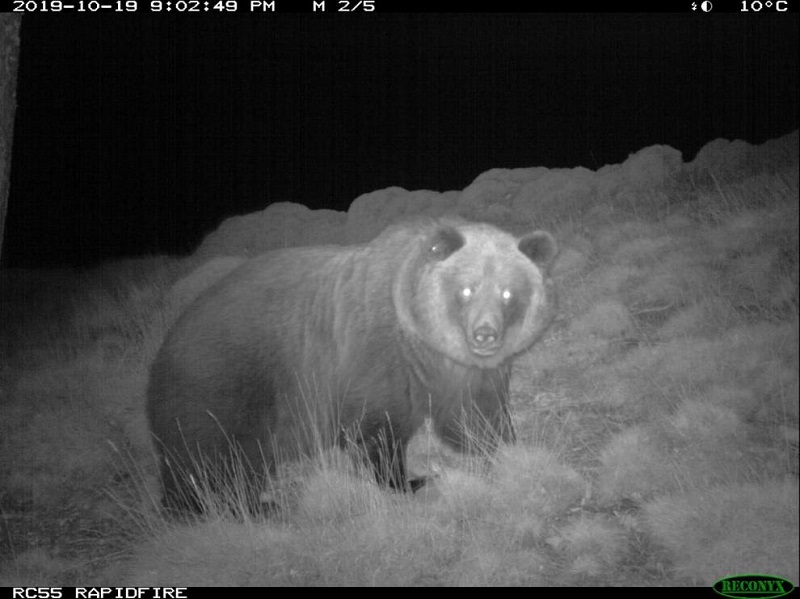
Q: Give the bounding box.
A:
[469,323,502,356]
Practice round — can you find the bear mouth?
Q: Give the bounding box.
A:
[468,344,501,357]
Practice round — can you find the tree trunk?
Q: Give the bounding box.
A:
[0,14,22,267]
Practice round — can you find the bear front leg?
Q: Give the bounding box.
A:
[363,430,428,492]
[433,370,516,454]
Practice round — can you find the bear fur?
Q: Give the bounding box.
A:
[146,217,557,513]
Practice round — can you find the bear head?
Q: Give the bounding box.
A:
[395,220,558,369]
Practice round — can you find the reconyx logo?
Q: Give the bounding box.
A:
[713,574,795,599]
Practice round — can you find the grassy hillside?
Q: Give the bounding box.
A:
[1,165,797,586]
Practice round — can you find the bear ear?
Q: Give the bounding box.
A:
[427,225,465,261]
[518,231,558,270]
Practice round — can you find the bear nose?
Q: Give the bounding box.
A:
[473,325,498,347]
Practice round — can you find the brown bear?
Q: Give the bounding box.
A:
[146,217,557,513]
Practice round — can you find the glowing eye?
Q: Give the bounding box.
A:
[502,289,512,301]
[462,287,472,298]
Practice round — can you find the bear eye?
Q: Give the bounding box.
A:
[461,287,473,299]
[501,289,512,301]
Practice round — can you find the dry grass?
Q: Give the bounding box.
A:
[1,165,797,586]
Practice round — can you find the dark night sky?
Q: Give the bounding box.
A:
[2,12,798,268]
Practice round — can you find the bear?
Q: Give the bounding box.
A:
[146,217,557,514]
